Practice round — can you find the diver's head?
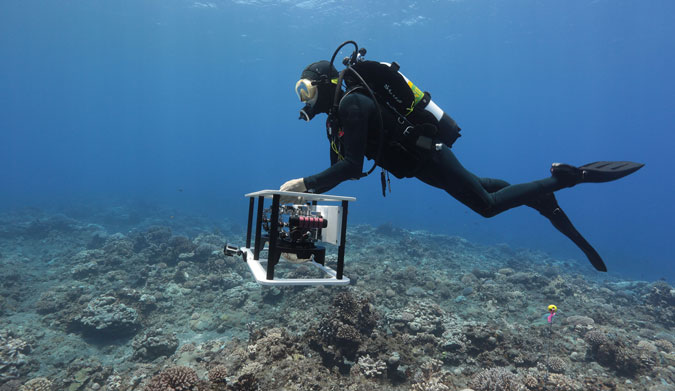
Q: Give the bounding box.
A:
[295,60,339,121]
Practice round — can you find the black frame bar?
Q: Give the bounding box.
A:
[336,200,348,279]
[266,194,281,280]
[246,197,255,248]
[253,195,264,260]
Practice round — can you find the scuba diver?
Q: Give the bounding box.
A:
[279,41,643,272]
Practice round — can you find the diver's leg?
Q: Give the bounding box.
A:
[415,148,611,270]
[415,147,569,217]
[525,192,608,271]
[478,177,510,192]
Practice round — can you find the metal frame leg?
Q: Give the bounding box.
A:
[337,200,348,279]
[246,197,254,248]
[266,194,281,280]
[253,196,264,260]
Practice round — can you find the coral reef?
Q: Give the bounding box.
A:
[584,329,658,376]
[642,281,675,327]
[0,330,34,382]
[0,209,672,391]
[56,357,113,391]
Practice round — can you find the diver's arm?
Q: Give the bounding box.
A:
[297,142,341,194]
[304,147,341,194]
[303,93,373,193]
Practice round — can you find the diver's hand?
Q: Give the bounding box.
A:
[280,178,307,192]
[279,178,307,204]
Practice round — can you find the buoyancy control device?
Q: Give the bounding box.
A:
[326,41,462,195]
[344,60,461,151]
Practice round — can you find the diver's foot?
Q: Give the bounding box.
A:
[550,163,584,187]
[551,161,644,187]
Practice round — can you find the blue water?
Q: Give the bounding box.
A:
[1,0,674,281]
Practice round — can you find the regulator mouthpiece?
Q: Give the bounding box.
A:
[299,103,316,121]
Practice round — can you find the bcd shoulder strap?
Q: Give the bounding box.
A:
[346,61,418,117]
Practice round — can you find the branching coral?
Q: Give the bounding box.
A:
[411,359,450,391]
[355,354,387,378]
[208,365,228,384]
[411,378,450,391]
[145,366,199,391]
[19,377,52,391]
[547,357,567,374]
[468,367,525,391]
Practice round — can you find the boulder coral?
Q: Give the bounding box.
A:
[72,295,140,338]
[132,328,179,362]
[314,291,378,361]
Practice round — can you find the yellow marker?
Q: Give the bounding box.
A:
[407,80,425,105]
[547,304,557,324]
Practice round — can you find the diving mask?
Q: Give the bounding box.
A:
[296,78,320,121]
[295,78,318,103]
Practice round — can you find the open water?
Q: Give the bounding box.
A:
[1,2,674,390]
[2,0,673,280]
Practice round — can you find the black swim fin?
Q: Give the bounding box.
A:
[551,161,644,186]
[527,193,607,272]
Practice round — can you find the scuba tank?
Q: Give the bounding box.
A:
[344,59,461,151]
[326,40,462,194]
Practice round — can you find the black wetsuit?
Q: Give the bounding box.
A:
[303,91,569,217]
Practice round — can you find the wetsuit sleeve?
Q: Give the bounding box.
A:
[304,93,374,193]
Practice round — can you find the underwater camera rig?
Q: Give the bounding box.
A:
[224,190,354,286]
